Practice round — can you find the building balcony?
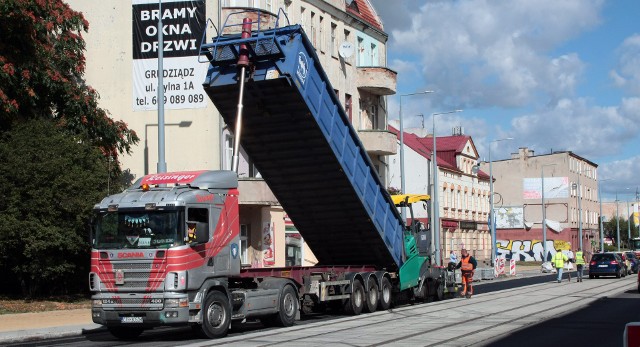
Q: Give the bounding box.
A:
[238,179,278,205]
[357,129,397,155]
[357,67,397,96]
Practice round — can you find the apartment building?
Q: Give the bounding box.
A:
[388,126,492,263]
[479,147,599,261]
[67,0,396,268]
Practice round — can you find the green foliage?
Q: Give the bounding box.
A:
[603,215,638,249]
[0,120,110,296]
[0,0,138,168]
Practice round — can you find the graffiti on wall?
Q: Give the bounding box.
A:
[497,239,571,261]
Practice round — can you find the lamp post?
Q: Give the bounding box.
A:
[144,121,193,174]
[488,137,513,266]
[616,191,620,252]
[598,177,613,252]
[398,91,434,221]
[432,109,462,266]
[628,198,631,248]
[540,163,556,262]
[156,0,166,173]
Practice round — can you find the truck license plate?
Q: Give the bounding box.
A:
[121,316,143,323]
[598,265,608,267]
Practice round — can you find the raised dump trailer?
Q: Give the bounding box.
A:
[89,12,452,341]
[202,24,404,270]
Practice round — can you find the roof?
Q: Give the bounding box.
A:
[388,125,490,180]
[346,0,383,31]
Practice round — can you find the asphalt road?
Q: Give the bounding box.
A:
[6,272,637,347]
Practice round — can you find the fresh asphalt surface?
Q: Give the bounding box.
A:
[4,272,638,347]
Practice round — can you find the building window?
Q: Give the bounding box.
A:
[330,23,337,57]
[240,224,249,265]
[265,0,272,12]
[369,103,378,129]
[357,36,364,66]
[319,15,324,52]
[343,29,351,64]
[370,43,378,65]
[345,93,352,123]
[310,11,316,46]
[300,7,306,32]
[224,134,233,170]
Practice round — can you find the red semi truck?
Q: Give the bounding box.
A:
[89,15,454,340]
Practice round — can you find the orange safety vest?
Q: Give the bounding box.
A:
[461,256,473,272]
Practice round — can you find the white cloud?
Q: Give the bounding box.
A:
[385,0,603,109]
[610,34,640,95]
[509,97,640,159]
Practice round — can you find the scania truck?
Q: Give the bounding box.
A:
[89,11,454,340]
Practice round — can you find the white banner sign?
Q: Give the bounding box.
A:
[523,177,570,199]
[132,0,207,111]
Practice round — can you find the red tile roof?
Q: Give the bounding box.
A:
[346,0,383,31]
[388,126,490,180]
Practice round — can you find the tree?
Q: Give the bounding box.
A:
[0,0,138,168]
[0,0,139,296]
[0,120,111,296]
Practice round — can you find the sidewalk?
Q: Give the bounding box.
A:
[0,308,102,344]
[0,265,549,344]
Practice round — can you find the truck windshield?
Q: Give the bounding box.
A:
[632,239,640,251]
[92,210,183,249]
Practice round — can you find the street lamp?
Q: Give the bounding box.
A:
[540,163,557,262]
[157,0,166,173]
[598,176,613,252]
[488,137,513,266]
[398,90,434,221]
[432,109,462,266]
[616,191,620,252]
[144,121,193,174]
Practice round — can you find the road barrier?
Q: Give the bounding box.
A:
[509,259,516,275]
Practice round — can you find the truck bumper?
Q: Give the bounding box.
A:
[91,293,193,327]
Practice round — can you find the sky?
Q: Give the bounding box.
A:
[369,0,640,201]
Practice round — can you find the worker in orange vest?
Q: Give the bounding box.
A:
[456,248,478,298]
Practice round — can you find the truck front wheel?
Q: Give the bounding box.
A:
[344,280,364,315]
[199,290,231,338]
[266,285,298,327]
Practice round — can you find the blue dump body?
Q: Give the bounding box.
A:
[201,24,405,270]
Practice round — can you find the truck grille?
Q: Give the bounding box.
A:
[113,263,152,270]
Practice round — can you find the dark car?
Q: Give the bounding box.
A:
[589,252,624,278]
[625,251,638,274]
[615,252,629,276]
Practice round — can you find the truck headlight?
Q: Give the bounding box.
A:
[92,299,102,308]
[165,298,188,308]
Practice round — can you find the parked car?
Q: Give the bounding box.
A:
[589,252,624,278]
[616,252,630,276]
[625,251,638,274]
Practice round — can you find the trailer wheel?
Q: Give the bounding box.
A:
[434,280,445,301]
[107,327,143,340]
[199,290,230,338]
[364,277,378,313]
[344,279,365,315]
[378,277,392,311]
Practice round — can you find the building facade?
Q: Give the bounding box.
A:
[480,147,600,261]
[388,125,492,264]
[67,0,395,268]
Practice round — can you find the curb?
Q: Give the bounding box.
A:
[0,324,104,344]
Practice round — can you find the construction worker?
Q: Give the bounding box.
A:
[455,248,477,298]
[553,249,568,283]
[575,248,586,282]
